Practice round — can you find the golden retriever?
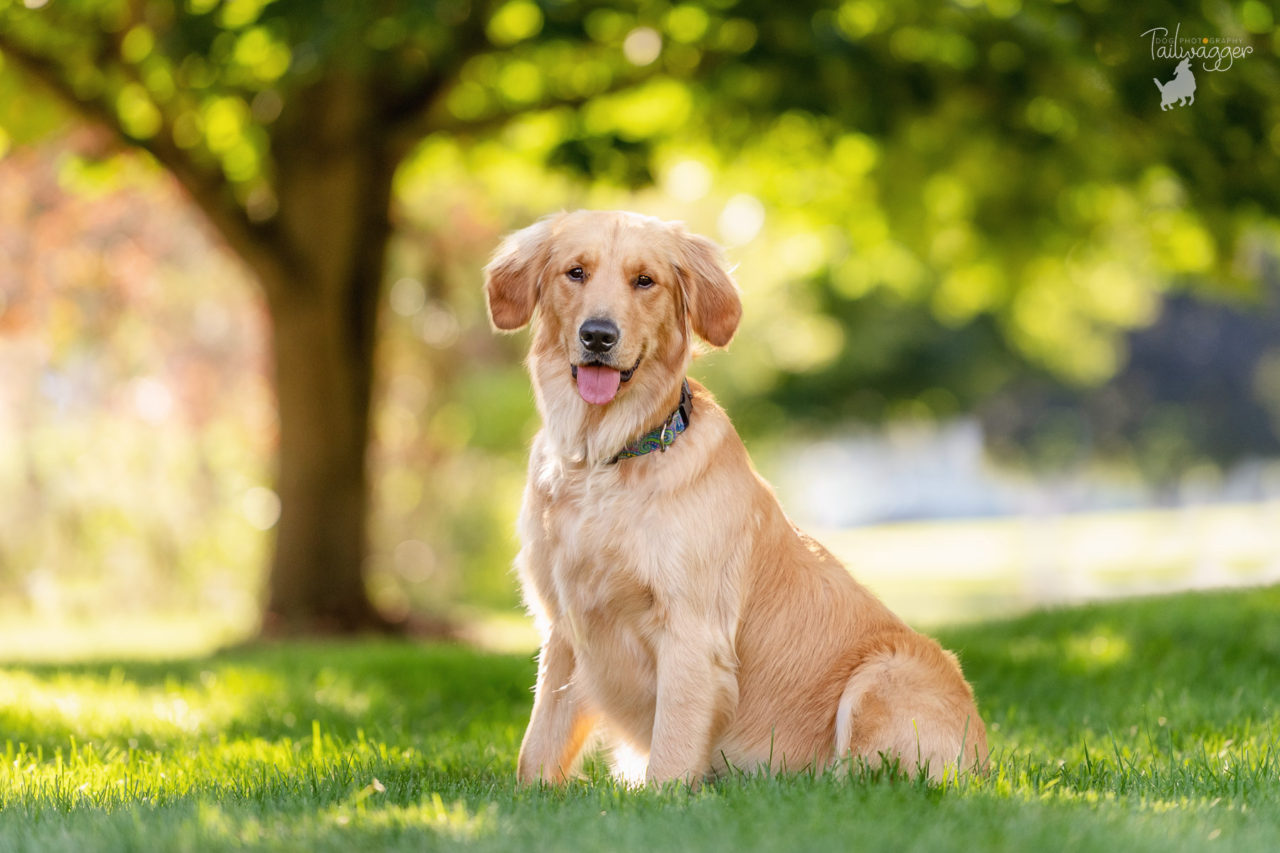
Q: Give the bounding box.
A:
[485,210,988,785]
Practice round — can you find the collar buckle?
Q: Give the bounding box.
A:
[612,379,693,463]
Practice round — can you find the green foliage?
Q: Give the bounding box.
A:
[1,588,1279,850]
[3,0,1276,401]
[694,1,1278,410]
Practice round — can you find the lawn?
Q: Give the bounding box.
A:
[2,586,1278,852]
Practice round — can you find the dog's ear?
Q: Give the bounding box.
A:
[675,229,742,348]
[484,217,555,331]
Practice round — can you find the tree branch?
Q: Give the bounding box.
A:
[378,0,495,158]
[0,32,299,295]
[96,8,304,294]
[422,66,666,140]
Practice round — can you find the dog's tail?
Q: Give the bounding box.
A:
[1153,77,1165,92]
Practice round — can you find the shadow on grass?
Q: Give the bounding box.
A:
[0,640,535,754]
[935,583,1280,742]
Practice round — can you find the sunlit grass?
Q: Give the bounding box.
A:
[0,612,256,663]
[2,587,1278,851]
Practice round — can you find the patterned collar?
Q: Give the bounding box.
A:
[612,380,693,463]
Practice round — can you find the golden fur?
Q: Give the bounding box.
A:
[485,210,988,785]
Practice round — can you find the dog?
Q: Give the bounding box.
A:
[1155,58,1196,110]
[485,210,988,786]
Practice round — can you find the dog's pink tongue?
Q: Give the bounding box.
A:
[576,365,621,405]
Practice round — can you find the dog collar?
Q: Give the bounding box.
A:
[612,380,692,462]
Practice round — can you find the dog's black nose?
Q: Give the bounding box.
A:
[579,318,619,354]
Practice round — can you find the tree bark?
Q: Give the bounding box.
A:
[256,80,403,635]
[262,276,393,635]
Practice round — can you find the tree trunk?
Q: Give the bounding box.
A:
[257,82,403,635]
[262,275,394,634]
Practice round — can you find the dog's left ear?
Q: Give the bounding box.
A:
[675,229,742,348]
[484,216,555,331]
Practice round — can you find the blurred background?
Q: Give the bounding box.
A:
[1,1,1277,657]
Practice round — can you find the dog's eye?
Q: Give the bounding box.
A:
[567,267,585,282]
[635,274,654,289]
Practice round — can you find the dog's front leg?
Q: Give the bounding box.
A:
[518,629,597,784]
[646,632,738,786]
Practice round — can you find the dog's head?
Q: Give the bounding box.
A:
[1176,57,1193,75]
[484,211,741,408]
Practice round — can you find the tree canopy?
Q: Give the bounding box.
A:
[4,1,1275,400]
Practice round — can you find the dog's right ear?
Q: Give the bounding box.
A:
[484,217,555,331]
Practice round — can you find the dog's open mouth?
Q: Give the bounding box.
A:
[571,357,641,405]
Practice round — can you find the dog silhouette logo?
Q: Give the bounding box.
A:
[1154,58,1196,110]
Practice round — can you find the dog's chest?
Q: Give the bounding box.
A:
[526,471,673,734]
[532,467,678,649]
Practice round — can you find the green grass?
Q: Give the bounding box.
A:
[2,587,1279,852]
